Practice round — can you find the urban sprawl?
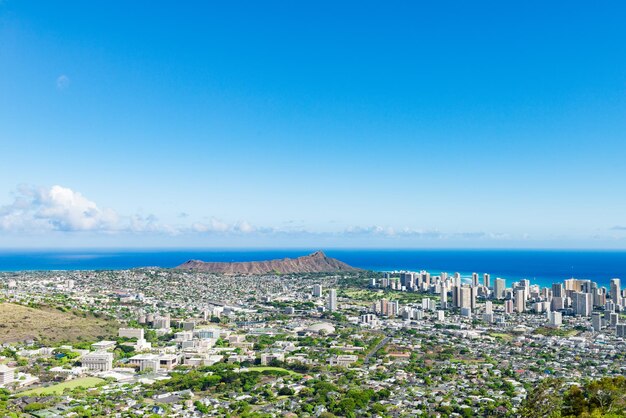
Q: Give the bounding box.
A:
[1,267,625,417]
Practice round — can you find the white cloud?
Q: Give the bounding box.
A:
[56,75,70,90]
[234,220,255,233]
[0,185,264,237]
[192,218,230,233]
[344,225,442,238]
[191,218,256,234]
[0,185,517,244]
[0,185,118,232]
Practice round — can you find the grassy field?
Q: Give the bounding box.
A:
[533,327,579,337]
[488,332,514,341]
[239,366,301,376]
[0,303,118,344]
[18,377,105,396]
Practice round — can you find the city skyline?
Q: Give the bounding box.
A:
[2,2,626,248]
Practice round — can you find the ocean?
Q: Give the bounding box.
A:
[0,249,625,289]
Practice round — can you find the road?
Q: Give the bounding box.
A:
[364,336,391,364]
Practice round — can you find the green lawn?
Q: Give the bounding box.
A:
[239,366,301,376]
[19,377,105,396]
[488,332,514,341]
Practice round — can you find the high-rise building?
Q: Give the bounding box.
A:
[617,324,626,338]
[483,273,491,289]
[573,292,593,317]
[550,296,564,311]
[328,289,337,312]
[436,310,445,321]
[593,288,606,307]
[552,283,563,298]
[456,285,476,310]
[514,289,525,313]
[519,280,530,300]
[494,278,506,300]
[400,272,415,289]
[548,311,562,328]
[472,273,479,287]
[592,312,603,332]
[504,299,514,314]
[440,283,448,307]
[485,301,493,314]
[610,278,621,306]
[313,284,323,297]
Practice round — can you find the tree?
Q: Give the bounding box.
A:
[519,378,563,418]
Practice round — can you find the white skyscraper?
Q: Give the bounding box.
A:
[328,289,337,312]
[485,301,493,314]
[494,278,506,299]
[483,273,491,288]
[573,292,593,317]
[548,311,562,328]
[592,312,603,332]
[610,278,621,306]
[313,284,323,297]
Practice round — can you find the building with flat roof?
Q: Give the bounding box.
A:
[260,352,285,365]
[329,355,358,367]
[0,365,15,386]
[129,354,178,372]
[328,289,337,312]
[81,352,114,372]
[91,341,117,351]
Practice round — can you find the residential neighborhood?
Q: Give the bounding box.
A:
[1,268,625,417]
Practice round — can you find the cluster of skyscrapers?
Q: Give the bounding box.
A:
[373,271,625,331]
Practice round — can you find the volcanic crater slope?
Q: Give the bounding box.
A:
[176,251,360,275]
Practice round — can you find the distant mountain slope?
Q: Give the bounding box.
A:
[176,251,360,274]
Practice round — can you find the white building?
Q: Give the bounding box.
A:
[328,289,337,312]
[0,365,15,386]
[91,341,116,351]
[436,310,445,321]
[514,289,526,313]
[129,354,178,371]
[260,352,285,365]
[153,315,171,329]
[329,355,358,367]
[592,312,603,332]
[548,311,562,328]
[81,352,114,372]
[313,284,323,297]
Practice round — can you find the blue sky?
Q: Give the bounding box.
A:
[1,1,626,248]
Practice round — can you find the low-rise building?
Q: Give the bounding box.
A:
[329,355,358,367]
[260,352,285,365]
[0,365,15,386]
[91,341,117,351]
[81,352,114,372]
